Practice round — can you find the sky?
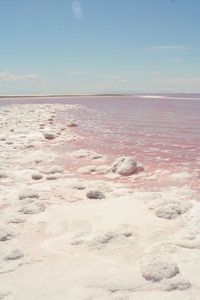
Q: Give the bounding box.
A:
[0,0,200,95]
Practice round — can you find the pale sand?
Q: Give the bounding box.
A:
[0,104,200,300]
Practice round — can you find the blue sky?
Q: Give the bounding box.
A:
[0,0,200,95]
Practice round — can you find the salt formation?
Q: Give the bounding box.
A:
[88,231,119,249]
[88,228,135,250]
[0,135,6,141]
[19,190,39,200]
[71,182,85,190]
[31,172,43,180]
[78,164,110,175]
[19,202,46,214]
[4,249,24,261]
[140,255,179,281]
[7,215,26,224]
[0,228,15,241]
[111,156,138,176]
[155,204,181,219]
[0,171,8,178]
[154,199,191,219]
[78,165,97,174]
[40,166,63,175]
[86,190,105,199]
[43,130,56,140]
[67,119,78,127]
[162,275,191,291]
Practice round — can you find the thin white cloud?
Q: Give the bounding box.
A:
[144,45,190,51]
[69,71,86,76]
[72,1,83,19]
[0,71,42,84]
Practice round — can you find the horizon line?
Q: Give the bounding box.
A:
[1,92,200,98]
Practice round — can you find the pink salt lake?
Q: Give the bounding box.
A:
[1,94,200,194]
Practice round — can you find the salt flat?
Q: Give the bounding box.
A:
[0,103,200,300]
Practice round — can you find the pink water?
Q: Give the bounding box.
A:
[1,94,200,193]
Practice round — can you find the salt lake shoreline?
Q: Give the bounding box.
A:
[1,93,200,99]
[0,103,200,300]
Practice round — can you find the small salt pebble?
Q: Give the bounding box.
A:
[35,159,42,164]
[43,131,56,140]
[0,171,8,179]
[67,120,78,127]
[31,173,43,180]
[0,136,6,141]
[46,175,58,180]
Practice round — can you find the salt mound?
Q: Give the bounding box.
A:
[111,156,138,176]
[78,165,96,174]
[86,190,105,199]
[41,166,63,175]
[88,232,118,250]
[72,226,137,250]
[162,275,191,291]
[140,255,179,282]
[155,201,190,220]
[155,204,179,219]
[19,202,46,214]
[88,228,135,250]
[19,190,39,200]
[4,249,24,261]
[88,180,112,193]
[0,228,15,242]
[7,215,26,224]
[67,120,78,127]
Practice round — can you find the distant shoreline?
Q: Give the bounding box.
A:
[0,93,200,99]
[0,94,131,98]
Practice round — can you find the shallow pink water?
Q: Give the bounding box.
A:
[1,94,200,193]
